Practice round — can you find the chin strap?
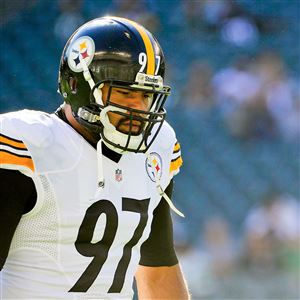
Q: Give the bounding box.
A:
[97,140,105,188]
[80,56,106,189]
[80,55,104,106]
[146,152,185,217]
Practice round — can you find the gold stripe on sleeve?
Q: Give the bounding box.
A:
[173,142,181,153]
[170,156,183,173]
[0,151,35,171]
[0,134,27,149]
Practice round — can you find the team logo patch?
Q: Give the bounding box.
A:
[145,152,162,182]
[115,169,123,182]
[67,36,95,72]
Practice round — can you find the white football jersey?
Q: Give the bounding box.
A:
[0,110,182,300]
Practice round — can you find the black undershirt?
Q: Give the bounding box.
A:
[0,110,178,270]
[0,169,37,270]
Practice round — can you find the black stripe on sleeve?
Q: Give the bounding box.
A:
[0,149,31,158]
[172,147,181,154]
[0,133,24,143]
[171,155,181,163]
[0,141,28,151]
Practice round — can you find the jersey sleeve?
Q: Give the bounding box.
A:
[139,180,178,266]
[169,140,183,178]
[0,114,35,173]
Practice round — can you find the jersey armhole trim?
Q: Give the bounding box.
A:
[20,174,45,218]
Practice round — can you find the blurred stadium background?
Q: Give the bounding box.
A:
[1,0,299,299]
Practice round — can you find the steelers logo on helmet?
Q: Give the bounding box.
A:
[145,152,163,182]
[67,36,95,73]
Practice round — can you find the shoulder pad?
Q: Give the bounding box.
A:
[1,110,54,147]
[1,110,84,174]
[154,121,176,150]
[151,121,183,178]
[0,110,52,173]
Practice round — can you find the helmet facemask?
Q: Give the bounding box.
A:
[87,79,170,153]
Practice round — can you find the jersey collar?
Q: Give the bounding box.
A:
[55,107,122,163]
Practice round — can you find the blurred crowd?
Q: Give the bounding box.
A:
[181,51,300,143]
[175,191,299,299]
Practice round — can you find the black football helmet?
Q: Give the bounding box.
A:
[58,16,170,153]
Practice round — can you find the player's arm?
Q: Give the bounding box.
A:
[135,264,189,299]
[0,169,37,270]
[135,180,190,299]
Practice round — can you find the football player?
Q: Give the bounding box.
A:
[0,17,189,299]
